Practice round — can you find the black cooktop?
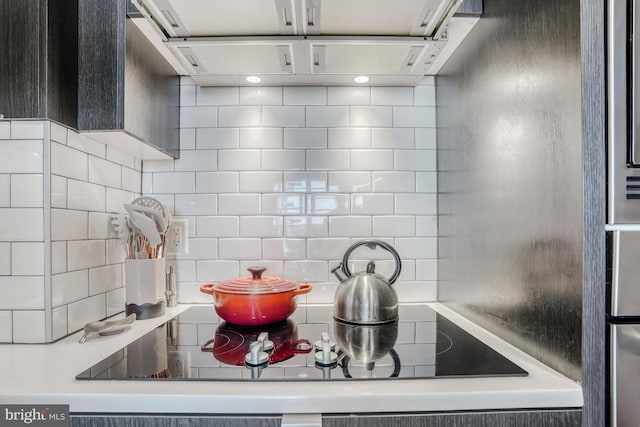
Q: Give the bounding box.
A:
[77,304,527,381]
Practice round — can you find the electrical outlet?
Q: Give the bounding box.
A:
[165,219,188,255]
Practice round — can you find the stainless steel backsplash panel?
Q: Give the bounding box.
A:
[436,0,582,381]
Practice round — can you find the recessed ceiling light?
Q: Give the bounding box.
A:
[246,76,261,83]
[354,76,369,83]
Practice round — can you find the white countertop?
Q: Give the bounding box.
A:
[0,303,582,415]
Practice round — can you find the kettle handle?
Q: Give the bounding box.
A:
[342,240,402,285]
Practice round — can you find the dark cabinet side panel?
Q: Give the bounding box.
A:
[324,409,582,427]
[0,0,45,118]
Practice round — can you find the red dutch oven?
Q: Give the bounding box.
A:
[201,319,312,366]
[199,266,312,326]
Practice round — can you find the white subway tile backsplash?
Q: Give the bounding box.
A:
[373,216,415,237]
[141,159,174,173]
[240,87,282,106]
[175,150,218,172]
[181,84,196,106]
[285,216,328,237]
[305,281,337,304]
[11,242,44,275]
[262,149,305,170]
[11,174,43,207]
[283,260,328,282]
[327,87,370,105]
[197,216,239,238]
[106,146,136,170]
[152,172,195,194]
[174,260,197,282]
[218,194,260,215]
[219,106,261,127]
[11,121,45,139]
[306,106,349,127]
[88,157,121,188]
[106,287,125,316]
[371,87,414,105]
[52,209,88,241]
[106,188,136,213]
[307,238,350,260]
[396,194,437,215]
[394,150,436,171]
[179,128,196,150]
[351,194,394,215]
[414,85,436,106]
[0,208,44,241]
[395,281,437,302]
[239,172,283,193]
[67,294,106,333]
[262,238,306,259]
[416,171,437,193]
[416,259,437,281]
[240,128,282,149]
[67,240,105,271]
[88,212,113,239]
[51,143,87,180]
[284,87,327,105]
[51,241,67,274]
[196,128,239,149]
[175,238,218,260]
[52,305,68,340]
[218,149,261,171]
[306,150,349,170]
[262,106,305,127]
[105,239,126,265]
[372,171,415,192]
[68,132,106,159]
[181,106,218,127]
[262,194,304,215]
[239,261,284,278]
[350,107,392,127]
[89,264,121,295]
[306,194,349,215]
[0,140,43,173]
[121,167,141,193]
[196,172,239,193]
[12,310,45,343]
[350,149,393,171]
[284,128,327,149]
[328,128,371,149]
[371,128,414,149]
[415,128,437,149]
[197,87,239,106]
[0,175,9,207]
[196,260,239,282]
[395,238,437,258]
[393,106,436,127]
[67,179,106,211]
[0,243,10,275]
[176,281,209,303]
[0,276,44,309]
[175,194,218,216]
[416,216,438,236]
[240,216,283,237]
[284,172,327,193]
[51,175,67,208]
[329,216,372,237]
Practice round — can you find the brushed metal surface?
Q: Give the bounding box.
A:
[436,0,582,383]
[609,231,640,317]
[610,324,640,427]
[333,272,399,324]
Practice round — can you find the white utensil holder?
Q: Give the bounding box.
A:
[125,258,166,320]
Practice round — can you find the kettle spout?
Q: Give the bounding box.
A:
[331,263,348,281]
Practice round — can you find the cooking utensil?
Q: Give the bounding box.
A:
[129,211,161,259]
[199,266,312,326]
[201,319,312,366]
[331,240,402,324]
[124,203,167,233]
[79,313,136,343]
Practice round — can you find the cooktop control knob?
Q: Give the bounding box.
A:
[245,341,269,366]
[314,341,338,366]
[257,332,274,353]
[314,332,336,352]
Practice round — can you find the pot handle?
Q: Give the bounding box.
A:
[201,338,215,353]
[200,283,215,295]
[342,240,402,285]
[291,283,312,296]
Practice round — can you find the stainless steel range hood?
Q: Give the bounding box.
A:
[130,0,481,86]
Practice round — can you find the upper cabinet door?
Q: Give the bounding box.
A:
[141,0,297,37]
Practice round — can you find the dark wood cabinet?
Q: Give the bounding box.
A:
[77,0,180,158]
[0,0,78,127]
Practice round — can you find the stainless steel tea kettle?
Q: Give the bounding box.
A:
[331,240,402,324]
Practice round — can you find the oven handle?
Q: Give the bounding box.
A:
[633,0,640,164]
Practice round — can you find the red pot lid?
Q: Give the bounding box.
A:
[213,267,299,295]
